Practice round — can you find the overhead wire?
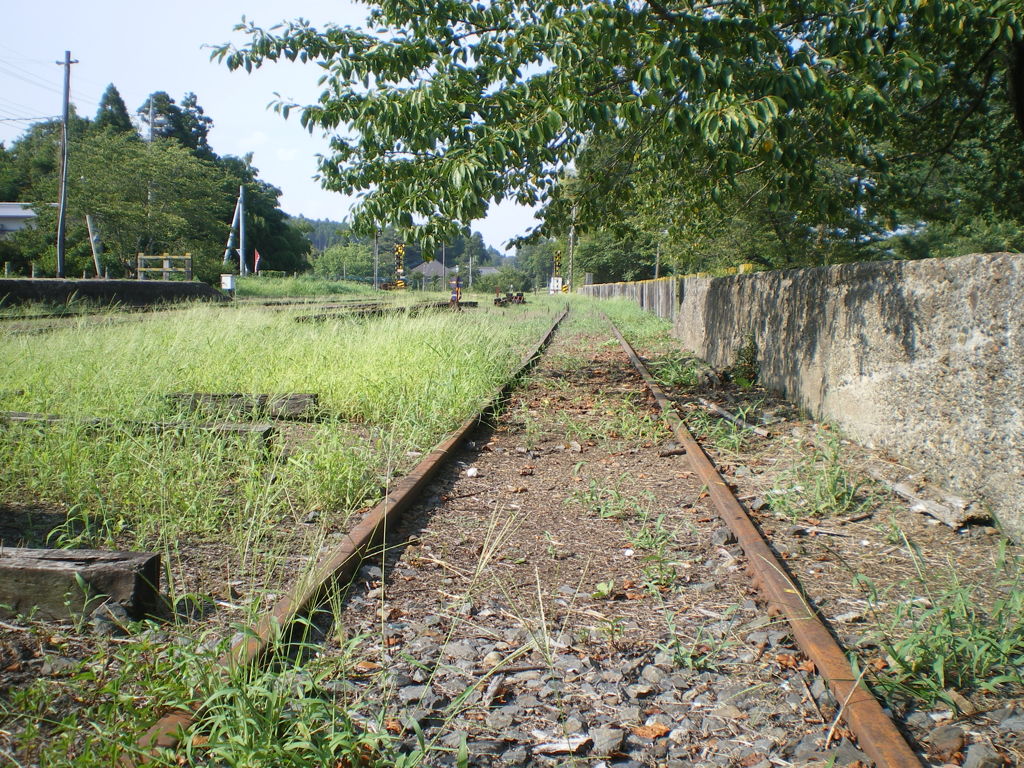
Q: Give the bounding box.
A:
[0,94,48,116]
[0,57,101,113]
[0,61,63,98]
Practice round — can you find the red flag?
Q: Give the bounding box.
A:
[254,249,262,273]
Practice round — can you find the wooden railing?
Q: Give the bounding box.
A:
[136,253,192,281]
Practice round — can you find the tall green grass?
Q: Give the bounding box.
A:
[234,275,377,299]
[0,304,552,549]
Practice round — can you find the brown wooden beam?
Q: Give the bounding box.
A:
[0,548,160,621]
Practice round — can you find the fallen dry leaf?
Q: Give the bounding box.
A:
[868,656,888,672]
[945,689,978,715]
[630,723,670,739]
[775,653,801,669]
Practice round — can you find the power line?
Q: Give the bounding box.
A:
[0,50,106,90]
[0,61,63,97]
[0,116,60,122]
[0,95,49,118]
[0,61,99,113]
[0,56,63,84]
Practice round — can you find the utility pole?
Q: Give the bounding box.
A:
[655,228,667,279]
[222,194,241,264]
[441,242,446,292]
[85,215,102,277]
[568,203,578,293]
[55,50,78,279]
[373,229,379,289]
[238,185,247,276]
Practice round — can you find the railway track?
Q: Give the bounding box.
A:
[130,308,932,767]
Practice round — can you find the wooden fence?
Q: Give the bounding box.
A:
[136,253,193,281]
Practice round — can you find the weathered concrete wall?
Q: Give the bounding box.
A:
[582,253,1024,540]
[580,277,677,321]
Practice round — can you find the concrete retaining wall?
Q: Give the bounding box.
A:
[0,278,227,307]
[580,277,677,321]
[585,253,1024,541]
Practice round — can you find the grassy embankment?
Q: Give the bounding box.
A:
[233,275,378,299]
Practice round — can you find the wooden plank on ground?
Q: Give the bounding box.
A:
[167,392,320,420]
[0,548,160,620]
[0,411,275,445]
[868,469,988,528]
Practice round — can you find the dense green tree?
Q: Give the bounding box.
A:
[137,91,213,157]
[312,242,373,279]
[5,113,90,202]
[513,239,560,290]
[13,130,231,279]
[94,84,134,134]
[575,231,657,284]
[3,89,311,281]
[297,217,350,251]
[180,92,215,159]
[137,91,183,142]
[0,143,18,201]
[216,0,1024,255]
[475,264,531,294]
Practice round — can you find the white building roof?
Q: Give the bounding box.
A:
[0,203,37,234]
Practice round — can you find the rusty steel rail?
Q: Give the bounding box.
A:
[606,319,923,768]
[131,306,569,764]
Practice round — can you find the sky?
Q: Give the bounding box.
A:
[1,1,538,252]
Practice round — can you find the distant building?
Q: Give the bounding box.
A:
[0,203,36,237]
[412,260,452,280]
[477,266,500,277]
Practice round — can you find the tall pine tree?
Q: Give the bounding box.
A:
[94,84,134,134]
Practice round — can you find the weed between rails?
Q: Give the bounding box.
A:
[566,474,653,519]
[561,396,664,448]
[658,612,736,672]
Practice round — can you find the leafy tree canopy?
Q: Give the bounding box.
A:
[215,1,1024,255]
[312,242,374,279]
[13,130,232,279]
[4,91,310,279]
